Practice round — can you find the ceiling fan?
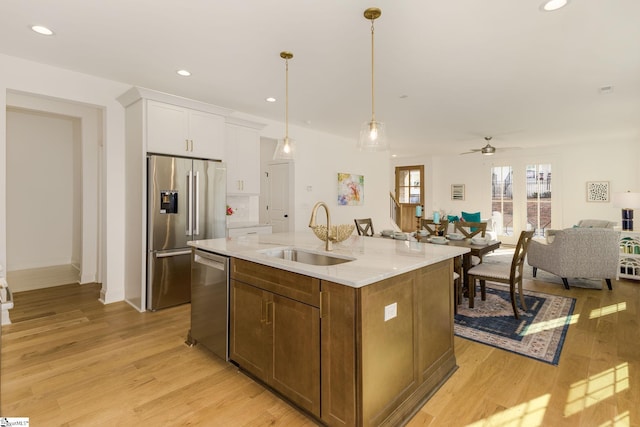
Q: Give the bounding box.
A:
[460,136,519,156]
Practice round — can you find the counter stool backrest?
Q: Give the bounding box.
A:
[354,218,375,236]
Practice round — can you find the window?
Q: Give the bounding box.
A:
[395,165,424,204]
[492,166,513,236]
[492,163,553,240]
[526,164,552,237]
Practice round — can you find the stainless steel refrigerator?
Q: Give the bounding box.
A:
[147,154,226,311]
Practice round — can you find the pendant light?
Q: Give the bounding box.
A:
[273,51,297,160]
[357,7,389,151]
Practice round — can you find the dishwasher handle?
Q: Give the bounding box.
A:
[194,250,228,271]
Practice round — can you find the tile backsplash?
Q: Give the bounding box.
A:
[226,195,259,225]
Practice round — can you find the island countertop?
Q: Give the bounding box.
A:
[188,231,469,288]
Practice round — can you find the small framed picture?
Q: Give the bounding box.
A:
[586,181,609,202]
[451,184,465,201]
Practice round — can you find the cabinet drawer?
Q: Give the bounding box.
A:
[227,226,272,238]
[231,259,320,307]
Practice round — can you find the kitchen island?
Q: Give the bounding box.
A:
[188,232,468,427]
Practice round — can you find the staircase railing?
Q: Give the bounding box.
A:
[389,192,401,229]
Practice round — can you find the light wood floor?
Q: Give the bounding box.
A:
[6,264,79,292]
[1,277,639,426]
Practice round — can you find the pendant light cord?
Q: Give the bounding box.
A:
[370,18,376,122]
[285,57,289,140]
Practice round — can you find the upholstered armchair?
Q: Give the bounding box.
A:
[546,219,616,242]
[527,228,620,290]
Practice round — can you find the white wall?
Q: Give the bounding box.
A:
[392,138,640,232]
[0,53,129,303]
[6,108,76,270]
[230,112,391,233]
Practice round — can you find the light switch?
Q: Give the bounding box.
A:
[384,302,397,321]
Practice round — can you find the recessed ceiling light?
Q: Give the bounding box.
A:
[541,0,568,12]
[31,25,54,36]
[265,97,276,103]
[176,69,191,77]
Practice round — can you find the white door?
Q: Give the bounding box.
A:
[268,162,293,233]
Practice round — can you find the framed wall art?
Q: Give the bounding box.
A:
[586,181,610,202]
[338,173,364,206]
[451,184,465,201]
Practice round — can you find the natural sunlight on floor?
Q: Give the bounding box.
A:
[565,363,629,417]
[589,302,627,319]
[522,313,580,335]
[596,411,630,427]
[465,395,551,427]
[460,364,630,426]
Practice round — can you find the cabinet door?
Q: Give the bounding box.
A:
[189,110,225,160]
[270,294,320,417]
[229,280,270,382]
[225,124,260,194]
[320,281,357,427]
[146,100,189,156]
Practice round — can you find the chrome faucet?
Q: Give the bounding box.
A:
[309,201,336,251]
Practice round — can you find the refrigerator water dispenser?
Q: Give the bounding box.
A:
[160,191,178,214]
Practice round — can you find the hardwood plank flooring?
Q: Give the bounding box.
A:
[1,277,639,426]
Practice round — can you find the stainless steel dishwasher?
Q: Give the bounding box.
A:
[186,248,229,361]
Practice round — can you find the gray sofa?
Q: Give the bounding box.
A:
[527,227,620,290]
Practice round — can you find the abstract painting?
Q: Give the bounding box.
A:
[338,173,364,206]
[586,181,609,202]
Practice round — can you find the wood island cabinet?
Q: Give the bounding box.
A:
[230,259,321,416]
[230,257,456,427]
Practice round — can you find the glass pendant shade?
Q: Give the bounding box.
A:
[273,136,296,160]
[357,120,388,151]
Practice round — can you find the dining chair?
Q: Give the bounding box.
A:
[420,219,449,237]
[354,218,375,236]
[466,230,535,319]
[455,220,489,266]
[453,220,487,239]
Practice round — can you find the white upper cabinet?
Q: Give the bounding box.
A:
[118,87,232,160]
[147,100,224,159]
[225,119,265,194]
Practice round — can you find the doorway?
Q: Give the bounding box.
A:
[5,93,102,292]
[260,137,294,232]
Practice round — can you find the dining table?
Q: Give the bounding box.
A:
[417,235,501,309]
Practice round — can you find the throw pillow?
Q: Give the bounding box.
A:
[461,211,481,231]
[447,215,459,223]
[461,211,481,222]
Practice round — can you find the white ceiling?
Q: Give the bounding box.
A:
[1,0,639,157]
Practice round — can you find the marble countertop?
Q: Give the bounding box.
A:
[188,231,469,288]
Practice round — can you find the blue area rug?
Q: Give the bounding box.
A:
[454,283,576,365]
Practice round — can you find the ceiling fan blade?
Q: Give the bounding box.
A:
[459,150,480,155]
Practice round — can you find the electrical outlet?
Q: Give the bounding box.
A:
[384,302,397,321]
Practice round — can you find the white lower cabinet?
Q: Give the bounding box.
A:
[227,225,273,238]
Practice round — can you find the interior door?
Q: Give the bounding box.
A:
[268,162,293,233]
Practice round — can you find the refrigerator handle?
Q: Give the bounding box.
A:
[186,170,193,235]
[194,171,200,236]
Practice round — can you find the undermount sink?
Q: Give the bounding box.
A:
[260,247,355,266]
